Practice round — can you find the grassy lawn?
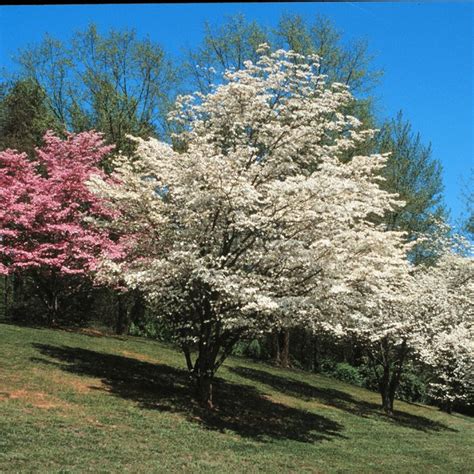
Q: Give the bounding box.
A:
[0,322,472,473]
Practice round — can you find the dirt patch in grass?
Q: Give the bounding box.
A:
[58,326,127,339]
[121,350,160,364]
[264,392,328,411]
[78,328,108,337]
[59,376,105,394]
[0,389,68,409]
[57,327,108,337]
[31,367,105,394]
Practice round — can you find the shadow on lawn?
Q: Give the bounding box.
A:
[31,343,344,443]
[230,366,455,433]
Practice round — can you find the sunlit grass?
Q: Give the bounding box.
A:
[0,322,472,472]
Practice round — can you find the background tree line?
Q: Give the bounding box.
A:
[1,13,469,412]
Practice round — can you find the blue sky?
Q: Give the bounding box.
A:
[0,2,472,225]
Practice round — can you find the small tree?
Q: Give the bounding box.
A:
[90,47,408,408]
[0,131,119,324]
[418,247,474,413]
[341,226,473,415]
[185,14,268,95]
[328,240,417,415]
[424,324,473,413]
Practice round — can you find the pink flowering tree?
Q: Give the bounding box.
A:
[0,131,120,324]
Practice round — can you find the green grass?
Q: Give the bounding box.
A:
[0,322,472,473]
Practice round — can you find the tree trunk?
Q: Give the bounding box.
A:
[378,338,408,416]
[299,330,307,369]
[183,286,242,409]
[129,290,145,327]
[4,275,8,319]
[186,329,241,409]
[115,293,129,334]
[379,363,394,415]
[11,273,22,320]
[312,334,319,372]
[45,293,59,327]
[271,329,281,366]
[441,401,452,414]
[12,273,20,305]
[381,388,394,416]
[195,373,213,409]
[376,337,393,415]
[280,329,290,368]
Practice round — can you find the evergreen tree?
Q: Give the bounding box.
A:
[376,112,447,263]
[0,78,60,156]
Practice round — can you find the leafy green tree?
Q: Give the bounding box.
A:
[186,13,381,99]
[276,14,382,95]
[376,112,447,261]
[16,24,176,154]
[275,13,381,141]
[184,14,269,95]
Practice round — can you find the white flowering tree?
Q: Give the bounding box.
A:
[328,243,419,415]
[339,224,473,415]
[89,47,408,408]
[424,324,473,413]
[417,247,474,413]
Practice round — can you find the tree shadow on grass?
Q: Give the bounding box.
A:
[31,344,344,443]
[230,366,456,434]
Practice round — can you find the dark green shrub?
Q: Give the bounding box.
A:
[232,339,267,360]
[232,341,248,357]
[358,361,428,403]
[332,362,364,386]
[245,339,263,360]
[318,357,337,374]
[128,318,174,341]
[396,369,427,403]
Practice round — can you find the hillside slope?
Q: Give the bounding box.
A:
[0,322,472,473]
